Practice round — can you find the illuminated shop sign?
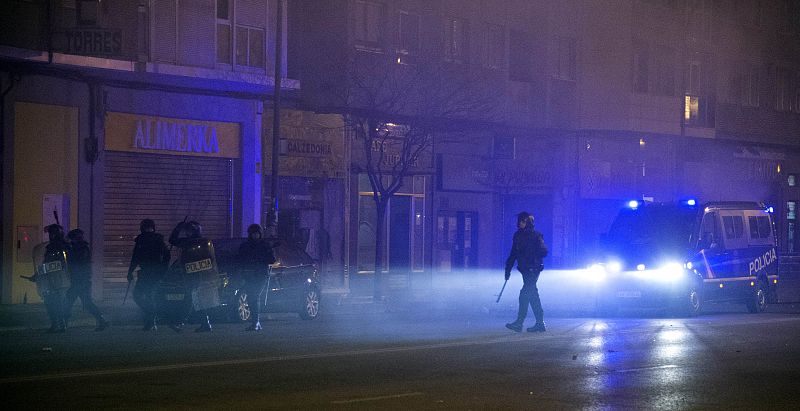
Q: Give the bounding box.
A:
[105,112,240,158]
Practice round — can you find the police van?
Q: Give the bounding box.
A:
[592,200,779,316]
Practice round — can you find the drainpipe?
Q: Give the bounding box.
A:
[1,74,19,301]
[268,0,284,235]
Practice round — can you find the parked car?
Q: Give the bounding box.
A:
[213,237,321,322]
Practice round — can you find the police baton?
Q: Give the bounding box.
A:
[122,276,133,305]
[495,279,508,303]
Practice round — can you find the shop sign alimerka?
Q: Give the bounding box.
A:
[105,112,241,158]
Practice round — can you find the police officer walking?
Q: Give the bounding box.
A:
[238,224,277,331]
[127,219,170,331]
[33,224,72,333]
[169,220,219,332]
[64,229,109,331]
[504,212,548,333]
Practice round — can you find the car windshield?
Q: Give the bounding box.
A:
[605,205,697,258]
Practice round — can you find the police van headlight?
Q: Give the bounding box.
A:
[656,262,685,281]
[585,263,606,282]
[606,261,622,273]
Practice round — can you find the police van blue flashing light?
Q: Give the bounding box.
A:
[686,199,697,206]
[628,200,639,209]
[765,206,774,213]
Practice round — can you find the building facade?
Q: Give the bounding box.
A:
[1,0,295,304]
[289,0,800,293]
[3,0,799,303]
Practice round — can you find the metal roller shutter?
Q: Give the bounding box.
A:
[103,151,233,301]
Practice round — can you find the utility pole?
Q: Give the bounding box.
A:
[268,0,284,235]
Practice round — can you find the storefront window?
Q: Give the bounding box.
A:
[357,174,426,273]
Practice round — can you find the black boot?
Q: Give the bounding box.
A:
[246,312,262,331]
[505,320,523,333]
[54,319,67,333]
[195,315,212,332]
[526,322,546,333]
[142,316,157,331]
[95,317,110,332]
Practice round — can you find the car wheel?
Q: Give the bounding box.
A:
[235,292,251,322]
[299,288,320,320]
[746,280,767,313]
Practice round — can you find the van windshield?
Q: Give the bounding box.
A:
[605,205,698,260]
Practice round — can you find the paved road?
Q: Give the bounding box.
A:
[2,303,800,410]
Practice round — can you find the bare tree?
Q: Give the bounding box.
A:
[314,51,498,298]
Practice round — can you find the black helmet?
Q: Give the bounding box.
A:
[45,224,65,241]
[517,211,534,225]
[247,224,263,236]
[67,228,84,241]
[140,219,156,233]
[185,221,202,238]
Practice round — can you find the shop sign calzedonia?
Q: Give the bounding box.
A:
[105,112,240,158]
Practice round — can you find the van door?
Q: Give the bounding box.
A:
[695,211,732,279]
[743,211,778,280]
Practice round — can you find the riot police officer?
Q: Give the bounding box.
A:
[35,224,71,333]
[65,229,109,331]
[127,219,170,331]
[504,212,548,333]
[169,220,219,332]
[238,224,277,331]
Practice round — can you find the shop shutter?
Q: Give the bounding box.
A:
[102,152,234,301]
[152,0,177,63]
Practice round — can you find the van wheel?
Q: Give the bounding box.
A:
[746,280,767,313]
[676,283,702,317]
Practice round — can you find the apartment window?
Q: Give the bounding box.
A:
[654,46,675,96]
[354,1,383,49]
[557,37,576,81]
[728,66,759,107]
[77,0,99,26]
[485,23,505,69]
[216,0,231,64]
[509,30,532,82]
[789,174,797,187]
[397,11,420,64]
[779,0,800,33]
[684,94,715,127]
[444,17,467,63]
[633,40,649,93]
[686,0,711,40]
[684,60,715,127]
[235,25,264,68]
[776,67,797,112]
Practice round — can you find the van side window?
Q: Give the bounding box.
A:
[699,212,721,248]
[722,215,744,239]
[748,216,771,239]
